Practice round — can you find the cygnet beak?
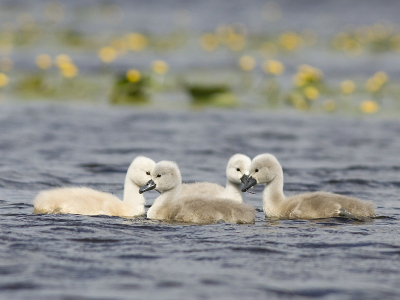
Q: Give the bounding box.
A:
[241,176,257,192]
[139,179,156,194]
[240,174,249,184]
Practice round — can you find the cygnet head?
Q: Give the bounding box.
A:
[126,156,156,186]
[242,153,282,192]
[226,153,251,184]
[139,161,181,194]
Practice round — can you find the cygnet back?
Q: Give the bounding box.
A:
[33,156,155,217]
[242,153,375,219]
[141,160,255,224]
[180,153,251,202]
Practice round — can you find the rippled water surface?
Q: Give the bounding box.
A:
[1,103,400,300]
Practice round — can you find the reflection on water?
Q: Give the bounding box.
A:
[0,103,400,299]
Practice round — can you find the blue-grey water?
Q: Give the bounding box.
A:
[1,103,400,300]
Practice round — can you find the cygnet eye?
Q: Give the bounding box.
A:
[156,174,162,178]
[146,171,150,175]
[255,169,259,173]
[236,168,241,172]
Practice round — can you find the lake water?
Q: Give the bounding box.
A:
[1,103,400,299]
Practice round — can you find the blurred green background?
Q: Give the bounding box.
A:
[1,0,400,115]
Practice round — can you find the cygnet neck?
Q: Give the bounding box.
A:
[262,173,286,215]
[123,176,145,212]
[147,183,181,218]
[220,179,242,202]
[159,184,182,203]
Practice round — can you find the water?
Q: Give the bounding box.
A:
[1,103,400,300]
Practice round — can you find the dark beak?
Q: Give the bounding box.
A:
[139,179,156,194]
[241,176,257,192]
[240,174,249,184]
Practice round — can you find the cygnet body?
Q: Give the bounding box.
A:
[180,153,251,202]
[140,161,255,224]
[242,153,375,219]
[33,156,155,217]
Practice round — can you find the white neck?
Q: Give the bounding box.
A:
[262,173,286,217]
[123,176,145,216]
[220,179,243,202]
[147,184,181,219]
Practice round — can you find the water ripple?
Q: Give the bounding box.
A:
[0,282,39,291]
[260,286,340,298]
[230,246,283,254]
[117,254,161,260]
[1,104,400,299]
[79,163,125,174]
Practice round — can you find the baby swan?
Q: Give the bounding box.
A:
[139,161,255,224]
[241,153,375,219]
[181,153,251,202]
[33,156,155,217]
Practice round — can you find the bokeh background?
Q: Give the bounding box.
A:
[1,0,400,114]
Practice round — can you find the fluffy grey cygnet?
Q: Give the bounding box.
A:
[180,153,251,202]
[140,160,255,224]
[242,153,375,219]
[33,156,155,217]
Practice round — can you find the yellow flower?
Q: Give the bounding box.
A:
[215,25,234,44]
[0,72,9,87]
[239,55,256,71]
[59,63,78,78]
[55,54,71,66]
[126,33,148,51]
[151,60,169,75]
[341,80,355,94]
[323,99,336,112]
[365,72,388,93]
[365,78,380,93]
[360,100,379,114]
[35,54,52,70]
[373,71,388,85]
[262,59,284,75]
[293,73,306,87]
[343,38,362,56]
[126,69,141,82]
[279,32,302,51]
[98,47,117,63]
[303,86,319,100]
[226,33,246,51]
[299,64,322,78]
[200,33,219,52]
[293,64,323,87]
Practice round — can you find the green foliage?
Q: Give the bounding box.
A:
[185,83,238,108]
[109,74,149,105]
[15,73,54,97]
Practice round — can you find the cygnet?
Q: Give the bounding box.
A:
[181,153,251,202]
[139,160,255,224]
[33,156,155,217]
[241,153,375,219]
